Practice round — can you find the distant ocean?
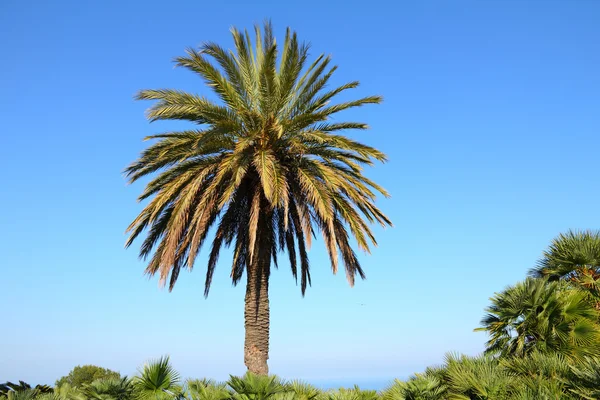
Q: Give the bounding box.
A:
[309,378,399,391]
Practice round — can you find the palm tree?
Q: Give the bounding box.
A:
[279,381,320,400]
[83,377,134,400]
[185,379,231,400]
[125,21,391,374]
[476,277,600,359]
[133,356,182,400]
[0,383,53,398]
[438,353,513,399]
[37,385,86,400]
[381,376,446,400]
[530,230,600,304]
[227,374,285,400]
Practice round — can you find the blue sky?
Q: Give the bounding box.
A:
[1,0,599,386]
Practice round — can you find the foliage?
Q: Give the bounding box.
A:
[133,356,182,400]
[569,356,600,399]
[531,230,600,304]
[278,381,320,400]
[36,384,85,400]
[11,230,600,399]
[476,277,600,358]
[186,379,231,400]
[227,373,285,400]
[381,375,446,400]
[125,20,391,296]
[4,391,39,400]
[83,378,134,400]
[324,387,377,400]
[56,366,121,388]
[8,352,600,400]
[1,383,52,398]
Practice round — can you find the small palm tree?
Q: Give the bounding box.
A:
[186,379,231,400]
[227,373,285,400]
[3,391,38,400]
[84,377,134,400]
[125,21,391,374]
[476,277,600,359]
[501,351,572,396]
[133,356,183,400]
[0,383,53,398]
[531,230,600,305]
[381,376,446,400]
[280,381,320,400]
[443,353,513,399]
[37,384,86,400]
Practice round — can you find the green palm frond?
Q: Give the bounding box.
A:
[0,382,52,398]
[43,384,86,400]
[279,381,320,400]
[381,376,446,400]
[5,391,37,400]
[568,356,600,399]
[133,356,182,400]
[326,387,377,400]
[84,377,134,400]
[126,21,391,297]
[530,230,600,304]
[227,373,285,400]
[443,353,513,400]
[475,277,600,359]
[186,379,231,400]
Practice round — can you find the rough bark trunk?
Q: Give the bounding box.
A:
[244,261,270,375]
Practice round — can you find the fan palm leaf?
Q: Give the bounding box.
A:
[133,356,182,400]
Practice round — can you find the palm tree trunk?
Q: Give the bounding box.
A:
[244,262,270,375]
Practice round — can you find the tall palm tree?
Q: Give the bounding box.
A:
[476,277,600,359]
[530,230,600,304]
[125,21,391,374]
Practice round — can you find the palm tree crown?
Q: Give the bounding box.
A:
[476,277,600,359]
[530,230,600,300]
[125,22,391,295]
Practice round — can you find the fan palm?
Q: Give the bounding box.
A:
[185,379,231,400]
[84,377,134,400]
[530,230,600,306]
[381,376,446,400]
[279,381,320,400]
[37,384,86,400]
[133,356,182,400]
[476,277,600,359]
[227,373,285,400]
[500,351,572,397]
[442,353,512,399]
[0,383,52,398]
[3,391,38,400]
[125,21,391,374]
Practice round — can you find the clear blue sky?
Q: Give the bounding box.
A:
[1,0,599,387]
